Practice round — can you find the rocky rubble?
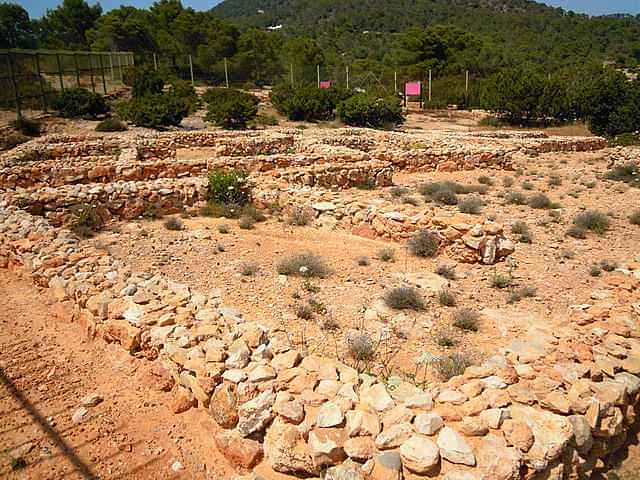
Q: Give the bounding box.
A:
[1,203,639,480]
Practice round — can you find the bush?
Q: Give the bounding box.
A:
[528,193,554,209]
[508,286,537,303]
[295,303,314,319]
[600,259,618,272]
[490,272,513,289]
[52,88,109,118]
[522,181,534,190]
[589,264,602,277]
[164,217,184,230]
[390,186,410,197]
[0,132,29,150]
[452,308,480,331]
[70,204,103,238]
[548,175,562,187]
[123,66,164,97]
[205,88,259,129]
[240,261,259,276]
[218,224,230,233]
[200,201,240,218]
[287,206,315,226]
[95,117,127,132]
[504,191,527,205]
[10,117,41,136]
[573,210,610,235]
[169,79,200,113]
[502,176,514,187]
[206,169,251,206]
[347,333,375,361]
[338,93,404,128]
[277,252,330,278]
[458,196,484,214]
[512,221,533,243]
[435,329,458,347]
[384,286,425,311]
[477,175,494,186]
[271,83,344,121]
[116,93,188,128]
[377,247,395,262]
[408,229,439,257]
[604,162,640,188]
[438,289,457,307]
[433,353,474,380]
[566,225,587,239]
[241,204,266,222]
[630,210,640,225]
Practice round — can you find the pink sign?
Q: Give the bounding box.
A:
[405,82,421,96]
[319,81,332,89]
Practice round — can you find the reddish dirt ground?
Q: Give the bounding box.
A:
[0,271,235,480]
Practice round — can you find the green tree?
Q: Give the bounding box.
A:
[36,0,102,49]
[88,6,156,53]
[0,3,35,49]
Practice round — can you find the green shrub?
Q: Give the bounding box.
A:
[218,223,230,233]
[338,93,404,128]
[438,289,457,307]
[238,215,255,229]
[254,114,279,126]
[70,204,103,237]
[490,272,513,289]
[433,353,474,380]
[604,162,640,188]
[357,256,370,266]
[124,66,164,97]
[408,229,440,257]
[522,181,534,190]
[206,169,251,206]
[95,117,127,132]
[528,193,553,209]
[271,83,347,121]
[240,261,259,276]
[52,88,109,118]
[377,247,395,262]
[390,186,410,197]
[10,117,41,136]
[573,210,610,235]
[205,88,259,129]
[200,201,240,218]
[566,225,587,239]
[504,191,527,205]
[169,79,200,113]
[286,206,314,226]
[458,196,484,214]
[384,286,425,310]
[277,252,330,278]
[477,175,494,186]
[589,264,602,277]
[508,286,537,303]
[452,308,480,331]
[347,333,375,361]
[512,221,533,243]
[502,176,514,187]
[116,93,188,128]
[630,210,640,225]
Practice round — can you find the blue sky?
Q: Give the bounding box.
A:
[13,0,640,20]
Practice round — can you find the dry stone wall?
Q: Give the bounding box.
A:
[1,204,639,480]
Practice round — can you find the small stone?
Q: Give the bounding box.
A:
[375,422,413,450]
[316,401,345,428]
[360,383,395,412]
[80,393,103,407]
[72,407,88,424]
[414,412,444,435]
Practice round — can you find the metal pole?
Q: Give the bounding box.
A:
[346,66,349,90]
[73,53,81,87]
[224,57,229,88]
[55,53,64,91]
[189,54,194,86]
[428,69,432,103]
[109,52,114,81]
[34,52,47,112]
[290,63,294,86]
[317,64,320,88]
[465,70,469,95]
[394,70,397,94]
[89,54,96,93]
[98,53,107,95]
[117,53,123,82]
[7,52,22,121]
[153,53,157,71]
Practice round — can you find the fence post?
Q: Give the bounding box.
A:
[428,69,432,103]
[346,66,349,90]
[117,53,123,82]
[316,64,320,88]
[189,54,194,86]
[290,63,294,86]
[98,53,108,95]
[34,52,48,112]
[153,53,157,71]
[73,53,81,87]
[89,54,96,93]
[394,70,397,95]
[7,52,22,121]
[224,57,229,88]
[55,53,64,90]
[109,52,114,81]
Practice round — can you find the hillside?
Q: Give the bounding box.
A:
[212,0,640,67]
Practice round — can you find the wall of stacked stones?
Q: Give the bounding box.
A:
[1,204,639,480]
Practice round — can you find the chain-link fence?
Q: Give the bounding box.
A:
[0,49,134,126]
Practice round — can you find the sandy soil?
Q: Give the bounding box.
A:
[0,271,236,479]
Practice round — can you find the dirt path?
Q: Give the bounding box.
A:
[0,271,234,480]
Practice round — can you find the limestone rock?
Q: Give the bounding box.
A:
[436,426,476,466]
[399,435,440,474]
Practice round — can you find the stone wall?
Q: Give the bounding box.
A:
[1,205,639,480]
